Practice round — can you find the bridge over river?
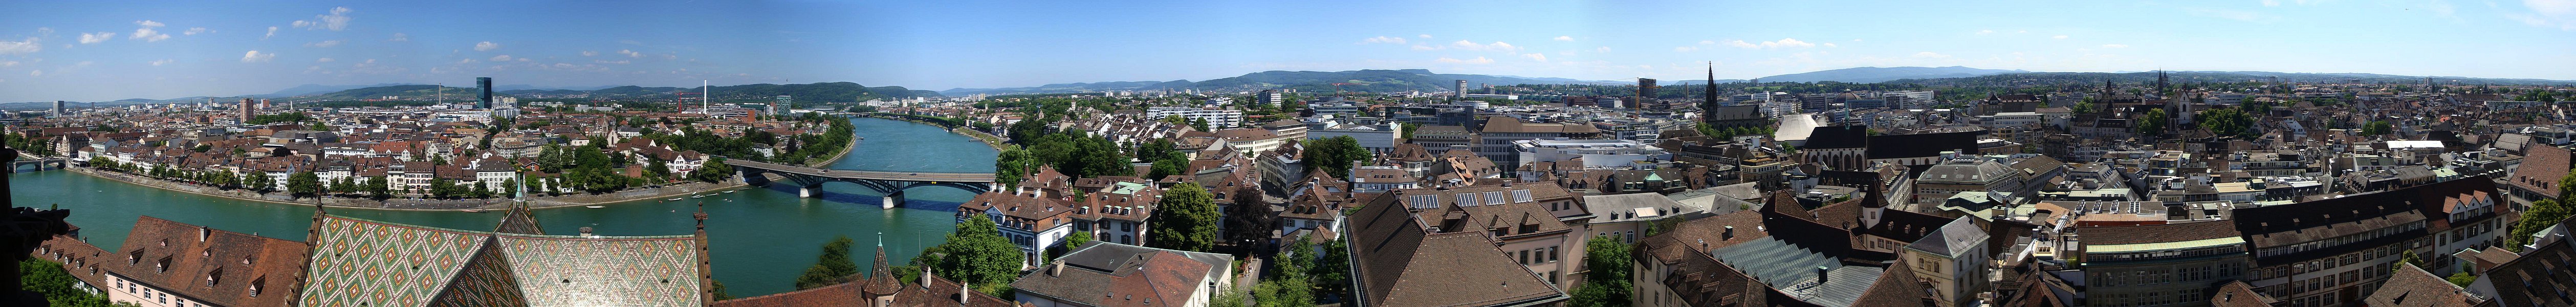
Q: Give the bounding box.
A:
[722,158,995,208]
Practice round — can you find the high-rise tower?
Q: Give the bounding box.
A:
[1454,80,1468,99]
[237,98,255,123]
[475,77,494,109]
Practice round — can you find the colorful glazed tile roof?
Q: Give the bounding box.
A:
[300,215,492,307]
[494,233,705,306]
[298,214,707,307]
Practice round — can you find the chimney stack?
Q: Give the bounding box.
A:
[1050,259,1065,276]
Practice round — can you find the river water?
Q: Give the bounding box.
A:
[7,117,996,297]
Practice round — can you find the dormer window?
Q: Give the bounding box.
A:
[207,268,223,286]
[129,250,143,264]
[156,256,171,273]
[249,276,265,297]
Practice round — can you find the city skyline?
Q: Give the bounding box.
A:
[3,0,2573,102]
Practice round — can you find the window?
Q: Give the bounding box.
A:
[1549,247,1560,262]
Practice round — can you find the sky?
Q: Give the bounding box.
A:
[2,0,2572,102]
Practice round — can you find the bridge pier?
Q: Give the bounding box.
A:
[882,191,904,209]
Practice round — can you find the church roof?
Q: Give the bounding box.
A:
[494,202,544,235]
[299,214,707,307]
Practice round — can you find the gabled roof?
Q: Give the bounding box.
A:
[1903,217,1986,257]
[300,214,707,307]
[2363,264,2482,307]
[106,216,309,307]
[494,202,544,235]
[1349,191,1567,307]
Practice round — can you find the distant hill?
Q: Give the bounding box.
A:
[1884,71,2576,87]
[1756,66,2027,83]
[292,81,942,102]
[255,83,425,98]
[937,69,1598,96]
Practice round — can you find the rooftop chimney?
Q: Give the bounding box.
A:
[579,226,595,237]
[1050,259,1065,276]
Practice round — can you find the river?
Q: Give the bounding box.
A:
[6,117,996,297]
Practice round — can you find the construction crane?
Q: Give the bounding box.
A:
[674,92,700,113]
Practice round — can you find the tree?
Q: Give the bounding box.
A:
[1569,236,1633,307]
[365,176,390,199]
[21,258,132,307]
[793,236,861,290]
[692,158,734,183]
[243,170,275,192]
[994,147,1035,188]
[503,179,519,198]
[1148,183,1221,252]
[1313,238,1352,298]
[934,214,1024,287]
[645,157,671,181]
[2364,120,2396,136]
[1209,286,1250,307]
[287,171,322,198]
[2135,108,2169,135]
[1064,231,1094,250]
[2512,199,2571,251]
[1304,136,1376,179]
[2197,107,2257,138]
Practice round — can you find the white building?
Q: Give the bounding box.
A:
[1511,139,1671,169]
[1146,106,1245,129]
[1304,121,1401,155]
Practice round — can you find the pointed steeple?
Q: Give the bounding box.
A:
[864,232,902,299]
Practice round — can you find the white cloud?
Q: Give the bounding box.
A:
[490,55,513,61]
[1417,34,1432,38]
[581,51,599,56]
[2102,44,2130,48]
[1362,36,1406,44]
[1595,47,1611,53]
[1433,56,1495,64]
[1911,52,1951,58]
[1409,45,1438,51]
[2053,35,2069,39]
[1699,40,1716,45]
[242,50,275,62]
[78,32,114,44]
[1554,36,1574,41]
[27,70,38,77]
[1522,53,1547,61]
[618,49,642,58]
[2261,0,2328,6]
[150,59,171,65]
[1674,46,1700,52]
[297,7,353,31]
[1976,30,1995,35]
[132,20,171,41]
[305,40,342,48]
[389,33,408,41]
[1721,38,1814,49]
[595,59,630,64]
[2514,0,2576,30]
[316,58,334,62]
[1822,43,1837,48]
[0,37,37,54]
[474,41,500,51]
[0,60,15,67]
[263,27,278,40]
[1447,40,1520,52]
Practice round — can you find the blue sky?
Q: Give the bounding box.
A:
[3,0,2571,102]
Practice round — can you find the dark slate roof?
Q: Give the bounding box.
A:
[2476,231,2576,307]
[1803,126,1871,149]
[2080,221,2241,246]
[1904,217,1985,257]
[494,202,544,235]
[1864,130,1983,160]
